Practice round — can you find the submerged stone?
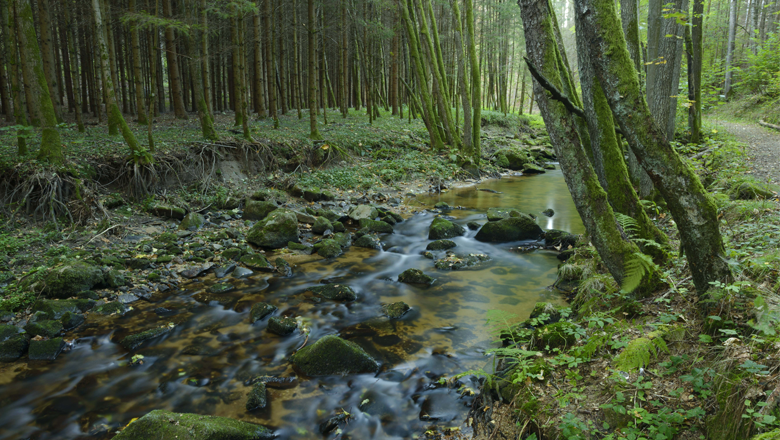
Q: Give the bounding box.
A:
[353,234,381,250]
[434,253,490,270]
[267,317,297,336]
[291,335,379,376]
[426,239,456,251]
[32,299,94,319]
[121,325,174,350]
[383,302,411,319]
[315,239,343,259]
[398,269,435,286]
[308,284,357,301]
[240,254,274,272]
[434,202,451,211]
[29,337,66,361]
[112,410,275,440]
[0,324,29,362]
[247,209,299,249]
[92,302,130,316]
[250,303,277,323]
[246,382,268,411]
[475,215,543,242]
[428,217,465,240]
[206,283,235,294]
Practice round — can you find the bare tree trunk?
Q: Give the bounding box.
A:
[129,0,147,124]
[264,0,277,127]
[63,3,84,132]
[252,4,266,118]
[162,0,187,118]
[2,0,29,154]
[724,0,737,97]
[307,0,320,139]
[292,0,301,119]
[200,0,211,115]
[37,0,62,121]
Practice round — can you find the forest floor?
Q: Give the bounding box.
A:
[709,119,780,184]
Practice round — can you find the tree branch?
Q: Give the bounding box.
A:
[524,56,585,118]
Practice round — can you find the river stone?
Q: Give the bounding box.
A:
[353,234,380,250]
[247,209,299,249]
[92,302,130,316]
[544,229,578,249]
[126,258,152,270]
[427,239,456,251]
[179,212,207,230]
[246,382,268,411]
[112,410,275,440]
[214,264,237,278]
[348,205,379,221]
[32,299,94,319]
[121,325,174,350]
[317,209,342,223]
[316,239,343,259]
[475,215,544,242]
[308,284,357,301]
[250,303,277,323]
[267,317,297,336]
[434,253,490,271]
[428,217,465,240]
[31,261,105,299]
[312,217,333,235]
[105,269,127,288]
[434,202,451,211]
[150,205,186,220]
[495,147,532,170]
[60,312,85,331]
[206,283,234,294]
[523,163,546,174]
[358,218,394,234]
[221,248,243,261]
[274,258,292,277]
[542,208,555,217]
[29,337,66,360]
[240,254,274,272]
[0,324,29,362]
[291,335,379,376]
[243,200,277,221]
[24,320,62,338]
[383,302,411,319]
[486,208,517,221]
[467,221,482,230]
[232,267,254,279]
[332,221,346,233]
[398,269,435,286]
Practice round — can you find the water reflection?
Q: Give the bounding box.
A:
[0,171,583,439]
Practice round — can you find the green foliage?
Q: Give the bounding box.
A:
[740,31,780,96]
[614,336,669,371]
[620,252,658,294]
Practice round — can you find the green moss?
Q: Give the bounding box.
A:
[426,239,456,251]
[239,254,273,271]
[121,325,174,350]
[308,284,357,301]
[243,200,277,221]
[113,410,275,439]
[475,215,543,242]
[312,217,333,234]
[250,303,277,323]
[358,218,394,234]
[315,240,343,259]
[383,301,411,318]
[92,302,129,316]
[398,268,436,285]
[28,261,105,299]
[533,321,578,351]
[291,335,379,376]
[247,209,299,249]
[267,316,297,335]
[24,320,62,338]
[246,382,267,411]
[179,213,206,230]
[428,217,466,240]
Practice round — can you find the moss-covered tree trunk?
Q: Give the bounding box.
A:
[263,0,278,128]
[463,0,481,163]
[252,3,266,118]
[14,0,62,163]
[576,0,732,293]
[200,0,212,118]
[36,0,62,122]
[575,10,669,252]
[230,10,243,128]
[307,0,321,140]
[162,0,187,119]
[690,0,704,143]
[92,0,151,165]
[185,4,217,141]
[450,0,472,155]
[2,0,28,154]
[518,0,646,289]
[62,2,84,133]
[128,0,147,125]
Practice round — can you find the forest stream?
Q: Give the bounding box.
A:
[0,170,583,440]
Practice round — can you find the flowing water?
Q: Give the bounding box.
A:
[0,170,583,440]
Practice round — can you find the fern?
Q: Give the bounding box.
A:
[614,335,669,371]
[615,212,640,237]
[621,252,657,293]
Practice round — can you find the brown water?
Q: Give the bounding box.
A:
[0,170,583,440]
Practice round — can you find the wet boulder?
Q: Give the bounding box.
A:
[150,205,186,220]
[246,382,267,411]
[348,205,379,222]
[291,335,379,376]
[434,202,452,211]
[475,214,543,242]
[250,303,277,323]
[542,208,555,217]
[92,302,130,316]
[543,229,578,249]
[398,269,435,286]
[240,254,274,272]
[0,324,29,362]
[267,317,297,336]
[494,147,532,170]
[353,234,381,250]
[24,320,62,338]
[428,217,465,240]
[179,212,207,230]
[274,258,292,277]
[312,216,333,235]
[486,208,518,221]
[382,302,411,319]
[358,218,394,234]
[522,163,546,174]
[112,409,275,440]
[426,240,456,251]
[243,200,278,221]
[121,325,175,350]
[467,221,482,230]
[247,209,299,249]
[308,284,357,301]
[60,312,86,331]
[29,261,105,299]
[32,299,94,319]
[315,239,343,259]
[28,337,66,361]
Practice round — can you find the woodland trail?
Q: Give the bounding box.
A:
[714,119,780,184]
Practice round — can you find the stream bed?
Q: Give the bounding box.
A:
[0,170,583,440]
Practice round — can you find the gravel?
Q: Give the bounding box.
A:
[716,120,780,184]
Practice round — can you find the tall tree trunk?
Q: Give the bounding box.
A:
[724,0,737,97]
[186,2,216,140]
[253,2,266,117]
[129,0,147,124]
[200,0,211,116]
[277,0,287,115]
[92,0,149,164]
[341,1,348,117]
[0,2,11,122]
[576,0,732,293]
[63,2,84,132]
[231,10,243,127]
[162,0,187,118]
[2,0,29,154]
[688,0,703,144]
[264,0,277,127]
[307,0,320,139]
[463,0,481,163]
[292,0,302,119]
[37,0,62,121]
[14,0,63,163]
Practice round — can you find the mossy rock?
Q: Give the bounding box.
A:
[308,284,357,301]
[428,217,465,240]
[24,320,62,338]
[433,253,490,270]
[544,229,578,249]
[250,188,288,204]
[398,268,435,286]
[316,209,342,223]
[246,382,267,411]
[312,217,333,235]
[179,212,207,230]
[247,209,299,249]
[267,316,297,336]
[121,325,174,350]
[315,240,343,259]
[60,312,85,331]
[382,302,410,319]
[28,261,105,299]
[486,208,516,221]
[302,188,325,202]
[28,337,65,360]
[206,283,235,294]
[288,241,313,253]
[106,270,127,288]
[528,302,562,324]
[0,324,29,362]
[92,302,130,316]
[150,205,186,220]
[332,221,345,233]
[250,303,277,323]
[126,258,152,270]
[475,215,543,242]
[221,248,243,261]
[522,163,546,174]
[240,254,274,272]
[358,218,394,234]
[353,234,381,250]
[495,147,532,170]
[434,202,451,211]
[332,232,351,249]
[291,335,379,376]
[243,200,278,221]
[533,321,577,351]
[732,181,779,200]
[426,239,456,251]
[348,205,379,221]
[467,221,482,230]
[32,299,94,318]
[112,410,275,440]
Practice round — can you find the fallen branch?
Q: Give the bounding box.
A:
[759,119,780,132]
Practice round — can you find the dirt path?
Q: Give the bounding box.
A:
[713,119,780,183]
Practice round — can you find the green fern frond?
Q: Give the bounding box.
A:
[615,212,640,237]
[632,237,664,251]
[652,337,669,354]
[621,252,657,293]
[577,333,609,359]
[614,333,669,371]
